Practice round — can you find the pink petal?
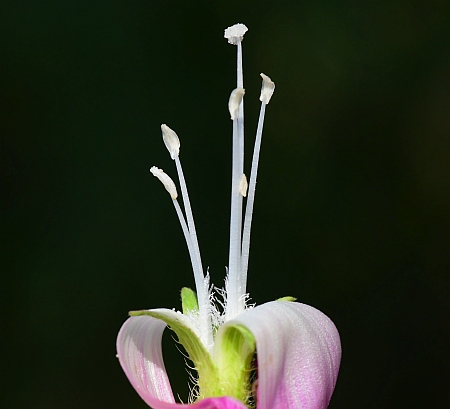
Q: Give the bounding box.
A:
[222,301,341,409]
[117,315,248,409]
[117,315,175,407]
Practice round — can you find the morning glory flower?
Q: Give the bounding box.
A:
[117,23,341,409]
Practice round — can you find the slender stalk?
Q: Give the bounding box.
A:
[174,157,212,348]
[241,101,267,288]
[172,199,204,300]
[237,41,245,180]
[226,39,245,321]
[174,157,204,284]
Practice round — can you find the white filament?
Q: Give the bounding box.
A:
[156,124,213,348]
[225,49,275,322]
[172,199,212,349]
[241,94,270,288]
[151,23,275,346]
[173,149,213,349]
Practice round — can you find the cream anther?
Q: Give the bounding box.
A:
[259,73,275,104]
[161,124,180,160]
[224,23,248,45]
[239,174,248,197]
[150,166,178,199]
[228,88,245,120]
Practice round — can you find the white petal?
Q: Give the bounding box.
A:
[219,301,341,409]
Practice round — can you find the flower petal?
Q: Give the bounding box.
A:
[116,315,176,407]
[220,301,341,409]
[129,308,222,399]
[118,313,247,409]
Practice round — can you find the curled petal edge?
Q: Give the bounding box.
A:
[117,310,248,409]
[216,301,341,409]
[116,314,175,407]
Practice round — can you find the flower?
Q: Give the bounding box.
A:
[117,23,341,409]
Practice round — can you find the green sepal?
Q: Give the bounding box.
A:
[277,296,297,302]
[214,323,256,404]
[181,287,199,314]
[129,309,258,404]
[129,309,222,399]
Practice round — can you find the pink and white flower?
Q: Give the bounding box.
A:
[117,23,341,409]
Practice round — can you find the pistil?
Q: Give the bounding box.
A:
[225,24,248,321]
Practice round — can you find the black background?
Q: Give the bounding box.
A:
[1,1,449,408]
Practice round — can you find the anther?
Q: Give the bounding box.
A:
[228,88,245,120]
[150,166,178,199]
[259,73,275,104]
[161,124,180,160]
[239,174,248,197]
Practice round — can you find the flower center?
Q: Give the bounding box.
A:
[149,23,275,352]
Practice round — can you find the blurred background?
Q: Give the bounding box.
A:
[1,1,449,408]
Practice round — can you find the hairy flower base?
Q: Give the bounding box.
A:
[117,300,340,409]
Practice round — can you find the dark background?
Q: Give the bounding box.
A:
[1,1,449,408]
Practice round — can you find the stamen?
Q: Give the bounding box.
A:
[228,88,245,120]
[150,163,212,348]
[149,23,274,354]
[172,200,200,279]
[259,73,275,104]
[149,167,196,278]
[161,125,205,288]
[160,124,213,348]
[239,174,248,197]
[150,166,178,199]
[241,74,275,292]
[161,124,180,159]
[173,157,209,318]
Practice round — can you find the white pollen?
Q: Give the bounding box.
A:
[224,23,248,45]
